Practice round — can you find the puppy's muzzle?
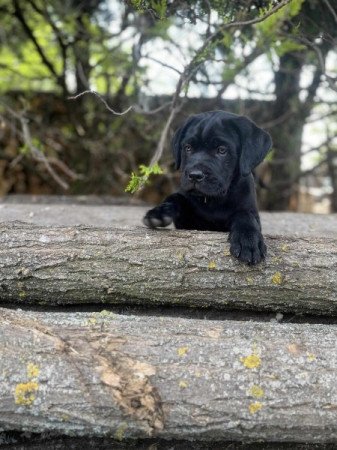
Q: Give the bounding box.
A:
[188,170,205,183]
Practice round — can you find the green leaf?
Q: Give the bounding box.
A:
[274,39,306,57]
[256,0,305,38]
[150,0,167,20]
[125,164,164,194]
[125,172,143,194]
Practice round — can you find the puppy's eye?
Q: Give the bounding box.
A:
[184,144,192,153]
[217,146,228,155]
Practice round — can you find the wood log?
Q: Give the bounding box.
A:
[1,307,337,442]
[0,221,336,314]
[0,203,336,238]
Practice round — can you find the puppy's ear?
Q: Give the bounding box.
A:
[235,116,272,177]
[172,115,198,170]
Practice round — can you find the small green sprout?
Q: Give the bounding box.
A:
[125,163,164,194]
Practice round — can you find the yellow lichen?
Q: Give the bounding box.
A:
[27,363,40,379]
[208,260,217,270]
[177,252,185,261]
[271,271,283,285]
[86,317,97,326]
[114,422,128,441]
[99,310,115,318]
[179,380,188,389]
[280,244,289,252]
[272,256,282,263]
[18,291,26,299]
[14,381,39,406]
[240,354,261,369]
[223,248,231,256]
[249,401,263,414]
[177,347,189,357]
[249,385,264,398]
[246,276,254,285]
[307,353,316,362]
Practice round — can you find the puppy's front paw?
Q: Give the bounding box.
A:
[229,230,266,265]
[143,204,174,229]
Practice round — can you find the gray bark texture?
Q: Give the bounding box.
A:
[0,203,337,445]
[1,307,337,442]
[0,217,336,314]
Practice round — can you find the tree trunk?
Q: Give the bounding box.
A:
[327,147,337,213]
[1,307,337,442]
[265,23,330,212]
[0,219,336,314]
[265,52,304,211]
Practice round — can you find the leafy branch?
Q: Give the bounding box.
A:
[125,163,164,193]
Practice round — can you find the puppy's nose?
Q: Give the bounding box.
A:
[188,170,205,183]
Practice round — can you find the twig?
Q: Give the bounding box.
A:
[261,110,293,129]
[149,105,181,167]
[133,101,172,115]
[322,0,337,25]
[150,0,293,167]
[69,1,292,171]
[295,36,336,93]
[27,0,68,85]
[301,135,336,155]
[1,104,81,189]
[181,0,293,96]
[68,90,133,115]
[204,0,212,37]
[143,55,183,75]
[20,117,70,190]
[47,158,83,181]
[12,0,65,91]
[9,154,24,168]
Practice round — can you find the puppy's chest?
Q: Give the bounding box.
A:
[181,201,232,232]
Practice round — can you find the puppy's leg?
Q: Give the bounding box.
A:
[143,193,185,229]
[229,212,267,265]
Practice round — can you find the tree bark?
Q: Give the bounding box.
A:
[265,19,330,212]
[327,147,337,213]
[1,307,337,442]
[0,220,336,314]
[265,52,304,211]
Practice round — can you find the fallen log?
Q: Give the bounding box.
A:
[1,307,337,442]
[0,203,336,238]
[0,221,336,314]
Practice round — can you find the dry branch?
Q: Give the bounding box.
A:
[148,0,293,166]
[0,220,336,314]
[0,104,82,190]
[1,307,337,442]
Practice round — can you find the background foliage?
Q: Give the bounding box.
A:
[0,0,336,211]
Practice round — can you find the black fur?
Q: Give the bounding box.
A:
[143,110,272,265]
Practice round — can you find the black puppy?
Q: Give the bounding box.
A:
[143,110,272,265]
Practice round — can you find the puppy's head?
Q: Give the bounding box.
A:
[172,110,272,198]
